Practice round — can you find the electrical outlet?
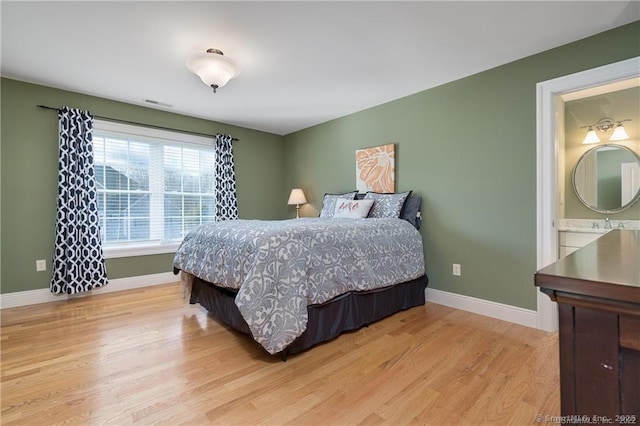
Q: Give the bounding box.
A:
[453,263,461,276]
[36,259,47,272]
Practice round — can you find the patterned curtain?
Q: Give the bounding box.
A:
[50,107,108,295]
[215,134,239,220]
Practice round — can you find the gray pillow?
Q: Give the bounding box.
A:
[319,191,358,218]
[364,191,412,218]
[401,196,422,229]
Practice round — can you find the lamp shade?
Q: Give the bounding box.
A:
[609,123,630,141]
[287,189,307,205]
[582,128,600,144]
[187,49,240,92]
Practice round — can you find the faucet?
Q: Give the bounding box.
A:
[618,222,625,230]
[592,222,600,229]
[604,217,612,229]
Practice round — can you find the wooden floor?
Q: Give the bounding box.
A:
[1,283,559,425]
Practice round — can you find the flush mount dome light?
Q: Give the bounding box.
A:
[187,48,240,93]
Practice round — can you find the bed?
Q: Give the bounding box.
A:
[173,192,428,360]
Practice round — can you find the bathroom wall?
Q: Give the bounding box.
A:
[563,86,640,221]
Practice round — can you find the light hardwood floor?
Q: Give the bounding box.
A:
[1,283,559,425]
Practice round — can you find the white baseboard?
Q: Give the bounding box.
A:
[0,272,179,309]
[2,276,538,330]
[425,288,538,329]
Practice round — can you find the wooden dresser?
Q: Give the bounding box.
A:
[535,230,640,423]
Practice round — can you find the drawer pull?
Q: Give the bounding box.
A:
[601,363,613,370]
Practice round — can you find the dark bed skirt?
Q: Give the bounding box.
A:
[189,274,429,357]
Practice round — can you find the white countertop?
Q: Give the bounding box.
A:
[558,218,640,233]
[558,227,611,234]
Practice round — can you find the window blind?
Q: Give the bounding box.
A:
[92,120,216,256]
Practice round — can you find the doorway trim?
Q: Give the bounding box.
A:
[536,56,640,332]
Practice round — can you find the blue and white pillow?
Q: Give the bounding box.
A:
[319,191,358,218]
[364,191,412,218]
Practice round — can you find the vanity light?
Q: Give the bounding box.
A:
[581,117,632,144]
[610,122,631,141]
[582,127,600,144]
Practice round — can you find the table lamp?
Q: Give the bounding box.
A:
[287,188,307,218]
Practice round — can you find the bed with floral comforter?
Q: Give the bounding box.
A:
[173,217,426,355]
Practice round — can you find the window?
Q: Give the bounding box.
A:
[92,120,216,258]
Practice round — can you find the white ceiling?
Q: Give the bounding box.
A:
[2,1,638,136]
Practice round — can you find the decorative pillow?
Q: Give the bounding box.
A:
[401,195,422,229]
[319,191,358,218]
[364,191,412,218]
[333,198,374,219]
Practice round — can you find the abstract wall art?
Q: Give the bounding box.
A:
[355,143,395,193]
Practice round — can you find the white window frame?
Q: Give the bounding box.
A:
[93,119,215,259]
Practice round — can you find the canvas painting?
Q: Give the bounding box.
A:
[355,143,395,193]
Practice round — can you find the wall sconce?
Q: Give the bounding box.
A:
[581,118,631,144]
[187,48,240,93]
[287,189,307,218]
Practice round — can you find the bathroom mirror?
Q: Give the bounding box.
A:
[572,144,640,213]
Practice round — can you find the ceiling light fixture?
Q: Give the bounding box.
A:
[186,48,240,93]
[581,117,632,144]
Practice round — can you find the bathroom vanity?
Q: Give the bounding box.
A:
[535,230,640,420]
[559,142,640,259]
[557,218,640,258]
[558,228,609,257]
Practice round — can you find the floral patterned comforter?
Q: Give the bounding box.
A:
[173,218,425,354]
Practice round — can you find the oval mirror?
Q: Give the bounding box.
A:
[572,144,640,214]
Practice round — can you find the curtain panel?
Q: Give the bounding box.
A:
[50,107,108,295]
[214,134,239,221]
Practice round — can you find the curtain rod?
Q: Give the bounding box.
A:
[36,105,239,141]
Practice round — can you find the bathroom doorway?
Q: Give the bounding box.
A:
[536,56,640,332]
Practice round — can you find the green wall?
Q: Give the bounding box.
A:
[283,21,640,310]
[2,22,639,308]
[1,78,286,294]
